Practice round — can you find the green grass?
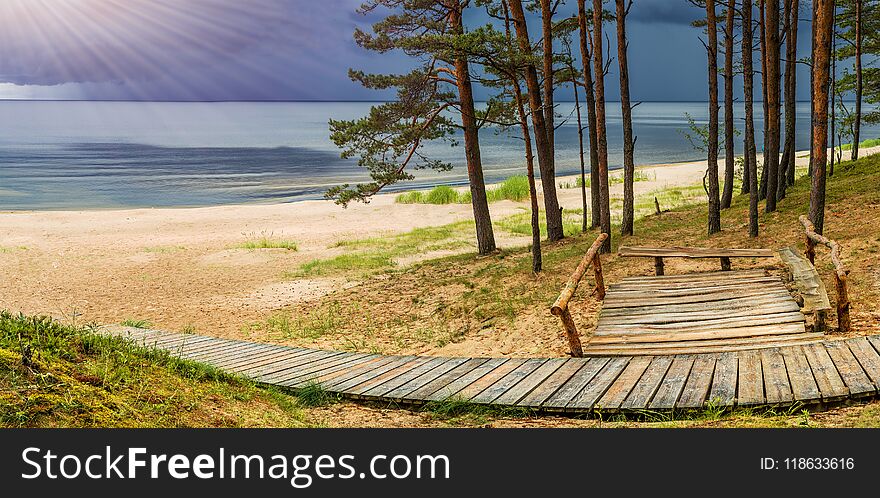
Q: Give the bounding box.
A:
[840,137,880,151]
[292,382,338,407]
[0,246,27,254]
[420,397,533,425]
[245,302,346,340]
[142,246,186,254]
[558,169,654,189]
[121,318,152,329]
[0,311,310,428]
[290,222,473,278]
[396,175,531,205]
[235,235,298,251]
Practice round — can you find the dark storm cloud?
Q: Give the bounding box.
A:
[628,0,702,26]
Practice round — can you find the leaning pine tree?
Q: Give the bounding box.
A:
[328,0,497,255]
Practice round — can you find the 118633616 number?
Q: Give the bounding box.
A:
[784,457,855,470]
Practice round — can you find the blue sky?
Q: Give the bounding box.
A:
[0,0,815,101]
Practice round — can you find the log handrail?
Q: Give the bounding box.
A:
[551,233,609,357]
[799,215,851,332]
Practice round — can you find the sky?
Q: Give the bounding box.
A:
[0,0,817,102]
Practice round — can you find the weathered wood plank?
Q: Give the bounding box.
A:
[406,358,488,401]
[803,343,849,400]
[359,357,449,398]
[323,356,416,392]
[596,356,653,410]
[249,350,339,380]
[383,358,470,401]
[289,354,387,388]
[543,358,610,410]
[426,358,510,401]
[599,295,800,317]
[761,348,794,404]
[596,311,803,331]
[275,353,373,387]
[598,303,800,325]
[676,354,717,409]
[737,350,765,406]
[260,352,353,384]
[603,289,792,309]
[619,247,773,258]
[471,359,548,404]
[591,324,807,343]
[778,246,832,311]
[223,347,310,372]
[609,280,783,297]
[648,355,695,410]
[824,341,875,396]
[707,352,737,406]
[517,359,588,407]
[621,269,768,283]
[620,356,673,410]
[568,357,630,411]
[846,337,880,388]
[585,333,825,355]
[780,346,821,402]
[454,359,528,401]
[493,358,567,406]
[316,356,404,390]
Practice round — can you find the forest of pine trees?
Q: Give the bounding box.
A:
[330,0,876,265]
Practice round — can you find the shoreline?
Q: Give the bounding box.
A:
[2,145,876,345]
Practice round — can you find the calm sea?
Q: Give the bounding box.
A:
[0,101,874,210]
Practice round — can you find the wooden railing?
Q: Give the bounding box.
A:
[799,215,851,332]
[551,233,609,357]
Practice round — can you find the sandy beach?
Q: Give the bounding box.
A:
[0,147,868,340]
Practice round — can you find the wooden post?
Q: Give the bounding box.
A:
[815,310,827,333]
[805,238,816,265]
[558,309,584,357]
[654,257,665,276]
[836,272,851,332]
[720,256,732,271]
[593,253,606,300]
[550,233,609,358]
[654,196,661,216]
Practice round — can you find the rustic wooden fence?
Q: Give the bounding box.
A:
[799,215,851,332]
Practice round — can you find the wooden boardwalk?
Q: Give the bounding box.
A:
[585,269,823,356]
[106,325,880,414]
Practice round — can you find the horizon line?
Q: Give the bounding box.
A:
[0,98,832,104]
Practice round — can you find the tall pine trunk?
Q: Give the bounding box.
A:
[779,0,798,198]
[577,0,601,229]
[853,0,862,161]
[449,5,495,255]
[592,0,612,252]
[810,0,834,235]
[721,0,735,209]
[540,0,555,176]
[509,0,564,242]
[764,0,781,213]
[759,0,769,200]
[744,0,759,237]
[706,0,722,234]
[616,0,636,236]
[573,78,589,233]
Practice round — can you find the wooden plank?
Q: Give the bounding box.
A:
[595,312,805,333]
[406,358,489,401]
[493,358,567,406]
[824,341,876,396]
[249,350,339,380]
[204,344,289,368]
[517,359,588,407]
[609,279,783,296]
[471,359,548,404]
[585,332,825,354]
[802,343,849,400]
[348,357,436,397]
[676,355,717,409]
[778,246,832,311]
[360,357,453,398]
[780,346,821,402]
[543,358,610,410]
[737,350,765,406]
[761,348,794,404]
[317,356,405,390]
[648,355,695,409]
[707,352,737,406]
[260,352,353,384]
[868,335,880,356]
[383,358,470,401]
[187,341,275,363]
[846,337,880,388]
[620,356,673,410]
[229,348,315,375]
[603,288,792,309]
[596,356,653,410]
[600,294,800,317]
[426,358,510,401]
[454,359,528,401]
[221,347,307,371]
[568,357,631,411]
[597,303,800,325]
[591,324,807,344]
[619,246,773,258]
[275,353,372,386]
[287,354,386,388]
[622,269,768,283]
[611,276,779,290]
